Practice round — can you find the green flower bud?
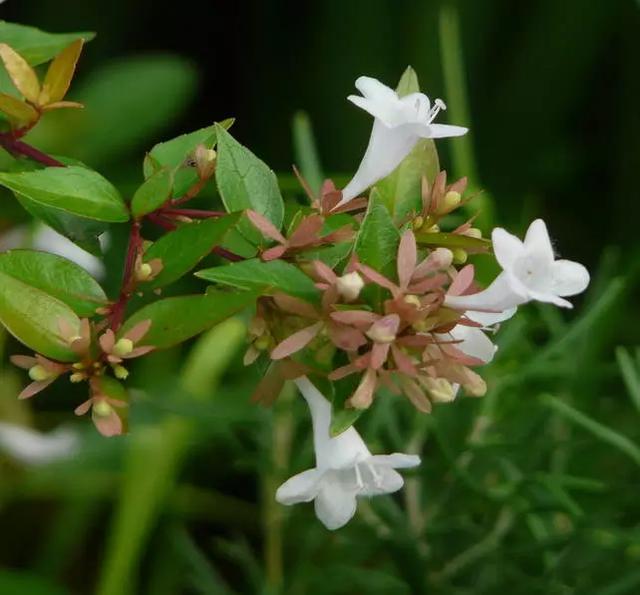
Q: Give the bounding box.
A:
[28,364,50,382]
[113,338,134,357]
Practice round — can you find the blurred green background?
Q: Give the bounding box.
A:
[1,0,640,594]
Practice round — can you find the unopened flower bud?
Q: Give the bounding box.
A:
[438,191,461,213]
[424,377,456,403]
[412,215,424,230]
[452,248,467,264]
[464,227,482,239]
[255,335,271,351]
[194,145,217,179]
[336,272,365,302]
[93,399,113,417]
[463,374,487,397]
[70,372,86,383]
[28,365,51,382]
[113,338,134,357]
[366,315,399,344]
[426,224,440,233]
[430,247,453,270]
[135,262,153,282]
[72,362,85,370]
[113,364,129,380]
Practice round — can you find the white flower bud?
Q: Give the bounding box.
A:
[336,272,365,302]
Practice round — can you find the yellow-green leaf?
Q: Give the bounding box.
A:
[0,92,38,125]
[0,43,40,103]
[39,39,84,105]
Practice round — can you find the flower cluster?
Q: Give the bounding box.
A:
[11,318,153,437]
[246,75,590,529]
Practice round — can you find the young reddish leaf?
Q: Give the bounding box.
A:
[270,322,323,360]
[397,229,417,289]
[39,39,84,105]
[0,43,40,103]
[448,264,475,296]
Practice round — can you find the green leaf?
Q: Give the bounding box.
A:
[0,22,95,66]
[330,373,363,436]
[0,165,129,223]
[130,167,173,218]
[196,258,320,303]
[215,124,284,244]
[14,196,106,255]
[354,189,400,272]
[375,67,439,223]
[119,290,257,350]
[142,214,240,289]
[0,269,80,361]
[292,110,323,196]
[0,250,107,317]
[143,119,234,197]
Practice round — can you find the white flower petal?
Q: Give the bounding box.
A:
[523,218,554,264]
[275,468,323,504]
[355,76,398,103]
[347,95,397,127]
[368,453,421,468]
[359,466,404,496]
[550,260,590,297]
[314,475,358,530]
[423,123,469,138]
[466,307,517,326]
[491,227,524,271]
[445,272,528,313]
[444,325,497,364]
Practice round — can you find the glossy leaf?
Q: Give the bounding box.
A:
[0,22,94,66]
[14,195,107,255]
[39,39,84,105]
[215,124,284,243]
[0,43,40,102]
[375,66,439,223]
[0,270,80,361]
[142,213,240,289]
[196,258,320,303]
[119,290,257,350]
[0,250,107,317]
[0,165,129,223]
[130,167,173,218]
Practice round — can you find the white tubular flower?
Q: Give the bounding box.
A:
[0,422,79,465]
[276,377,420,530]
[445,219,590,313]
[338,76,468,206]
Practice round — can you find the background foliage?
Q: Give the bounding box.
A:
[0,0,639,594]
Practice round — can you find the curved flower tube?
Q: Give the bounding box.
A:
[276,376,420,530]
[338,76,468,206]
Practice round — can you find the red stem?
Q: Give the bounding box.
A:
[109,222,142,330]
[0,134,64,167]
